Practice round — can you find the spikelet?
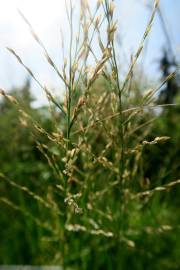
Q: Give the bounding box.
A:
[107,21,117,43]
[109,1,115,18]
[97,0,103,9]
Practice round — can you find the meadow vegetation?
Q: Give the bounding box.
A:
[0,0,180,269]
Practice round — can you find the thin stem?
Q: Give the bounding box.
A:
[104,0,125,182]
[67,0,73,152]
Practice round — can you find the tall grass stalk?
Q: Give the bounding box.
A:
[0,0,180,269]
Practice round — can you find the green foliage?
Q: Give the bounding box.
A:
[0,1,180,269]
[0,83,55,264]
[0,81,179,269]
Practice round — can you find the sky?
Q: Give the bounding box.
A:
[0,0,180,105]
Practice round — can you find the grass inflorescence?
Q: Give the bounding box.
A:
[0,0,180,269]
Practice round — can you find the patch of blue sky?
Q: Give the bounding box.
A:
[0,0,179,106]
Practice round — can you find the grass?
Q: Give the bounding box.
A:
[0,0,180,269]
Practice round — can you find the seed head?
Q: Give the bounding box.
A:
[109,1,115,17]
[97,0,103,9]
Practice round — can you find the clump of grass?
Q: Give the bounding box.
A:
[0,0,180,269]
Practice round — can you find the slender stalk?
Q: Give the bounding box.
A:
[104,0,125,182]
[62,2,74,269]
[66,0,73,152]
